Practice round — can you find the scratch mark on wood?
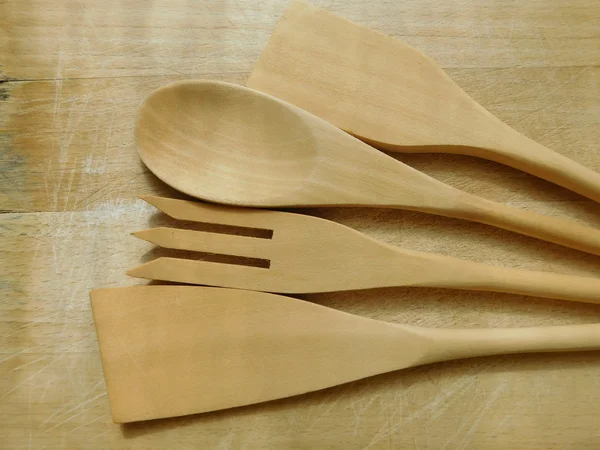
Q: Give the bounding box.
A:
[456,382,507,450]
[2,362,55,399]
[214,429,235,450]
[88,430,109,441]
[10,355,49,372]
[0,346,35,365]
[39,379,104,427]
[53,54,63,121]
[305,384,351,432]
[41,392,107,434]
[69,413,108,433]
[37,338,95,402]
[439,380,507,450]
[362,369,481,450]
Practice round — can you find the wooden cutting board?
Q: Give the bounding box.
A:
[2,0,600,449]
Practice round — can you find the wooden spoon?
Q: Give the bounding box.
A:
[136,80,600,256]
[247,0,600,202]
[91,285,600,422]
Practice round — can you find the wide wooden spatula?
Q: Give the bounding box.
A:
[91,286,600,423]
[247,0,600,202]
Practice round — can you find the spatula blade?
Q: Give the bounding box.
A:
[91,286,424,422]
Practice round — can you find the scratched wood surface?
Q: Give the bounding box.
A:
[1,0,600,448]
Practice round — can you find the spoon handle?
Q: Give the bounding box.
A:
[434,192,600,256]
[417,323,600,365]
[411,253,600,304]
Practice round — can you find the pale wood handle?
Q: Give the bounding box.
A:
[479,133,600,204]
[444,192,600,256]
[413,254,600,304]
[418,323,600,365]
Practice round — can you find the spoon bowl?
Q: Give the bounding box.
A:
[136,80,319,205]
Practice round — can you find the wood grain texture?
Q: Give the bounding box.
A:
[1,0,600,448]
[134,79,600,256]
[129,196,600,304]
[247,0,600,203]
[91,286,600,423]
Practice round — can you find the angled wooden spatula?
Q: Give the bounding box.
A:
[247,0,600,202]
[91,285,600,422]
[128,196,600,304]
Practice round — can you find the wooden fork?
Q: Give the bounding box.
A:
[128,196,600,303]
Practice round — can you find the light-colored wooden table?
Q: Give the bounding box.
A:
[2,1,600,448]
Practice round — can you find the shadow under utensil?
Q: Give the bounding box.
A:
[119,349,600,439]
[147,210,273,239]
[144,279,182,286]
[384,146,600,224]
[302,203,600,279]
[139,159,191,200]
[302,286,600,328]
[137,246,270,269]
[136,144,600,272]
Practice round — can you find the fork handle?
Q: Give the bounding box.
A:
[416,323,600,365]
[414,253,600,304]
[435,191,600,257]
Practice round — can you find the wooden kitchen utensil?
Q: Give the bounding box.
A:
[135,80,600,256]
[247,0,600,202]
[92,285,600,422]
[129,196,600,303]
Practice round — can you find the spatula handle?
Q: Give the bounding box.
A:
[444,192,600,257]
[483,134,600,204]
[418,323,600,365]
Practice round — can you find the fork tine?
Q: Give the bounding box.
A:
[132,227,272,259]
[126,257,272,291]
[141,195,278,229]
